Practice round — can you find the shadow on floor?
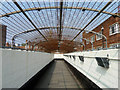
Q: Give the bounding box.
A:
[20,60,101,90]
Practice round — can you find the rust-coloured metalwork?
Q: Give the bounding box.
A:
[1,7,120,18]
[1,0,119,53]
[12,0,48,41]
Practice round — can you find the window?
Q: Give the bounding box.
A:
[96,31,102,40]
[109,43,120,48]
[30,46,32,49]
[91,35,95,42]
[86,39,89,44]
[35,46,38,49]
[25,44,28,49]
[109,23,119,35]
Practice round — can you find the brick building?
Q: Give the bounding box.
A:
[82,16,120,51]
[0,24,7,47]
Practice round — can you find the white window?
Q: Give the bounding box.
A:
[109,43,120,48]
[91,35,95,42]
[25,44,29,49]
[30,45,32,49]
[86,39,89,44]
[96,31,102,40]
[35,46,38,49]
[109,22,119,35]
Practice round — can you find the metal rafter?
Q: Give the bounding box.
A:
[12,26,107,47]
[0,1,36,40]
[1,0,119,53]
[18,0,44,37]
[87,1,118,31]
[1,6,120,18]
[71,0,113,41]
[12,0,48,41]
[59,1,63,41]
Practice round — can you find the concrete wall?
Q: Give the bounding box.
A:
[0,24,7,47]
[0,49,54,89]
[64,49,119,88]
[0,48,119,89]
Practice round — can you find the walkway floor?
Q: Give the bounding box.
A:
[34,60,82,88]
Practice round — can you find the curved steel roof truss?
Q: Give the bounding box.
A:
[0,7,120,18]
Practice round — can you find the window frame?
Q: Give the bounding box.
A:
[90,35,95,43]
[86,38,89,44]
[109,43,120,48]
[96,31,102,41]
[109,22,119,36]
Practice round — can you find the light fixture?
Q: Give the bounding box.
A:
[82,9,86,11]
[5,15,10,17]
[101,26,104,31]
[36,9,41,11]
[112,15,116,18]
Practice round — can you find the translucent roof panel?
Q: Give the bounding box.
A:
[0,0,120,53]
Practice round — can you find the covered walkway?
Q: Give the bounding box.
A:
[0,0,120,89]
[33,60,81,88]
[0,0,120,52]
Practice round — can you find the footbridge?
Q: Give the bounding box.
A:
[0,0,120,89]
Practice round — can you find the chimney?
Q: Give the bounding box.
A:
[0,24,7,47]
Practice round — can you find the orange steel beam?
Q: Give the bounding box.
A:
[12,0,48,41]
[0,6,120,18]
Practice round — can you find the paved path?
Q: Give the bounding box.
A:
[34,60,82,88]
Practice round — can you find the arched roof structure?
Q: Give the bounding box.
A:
[0,0,120,53]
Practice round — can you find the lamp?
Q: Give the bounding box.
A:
[101,26,104,49]
[101,26,104,31]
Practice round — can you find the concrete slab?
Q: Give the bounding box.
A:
[34,60,82,88]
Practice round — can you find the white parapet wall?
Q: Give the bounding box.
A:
[63,49,120,88]
[0,49,54,89]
